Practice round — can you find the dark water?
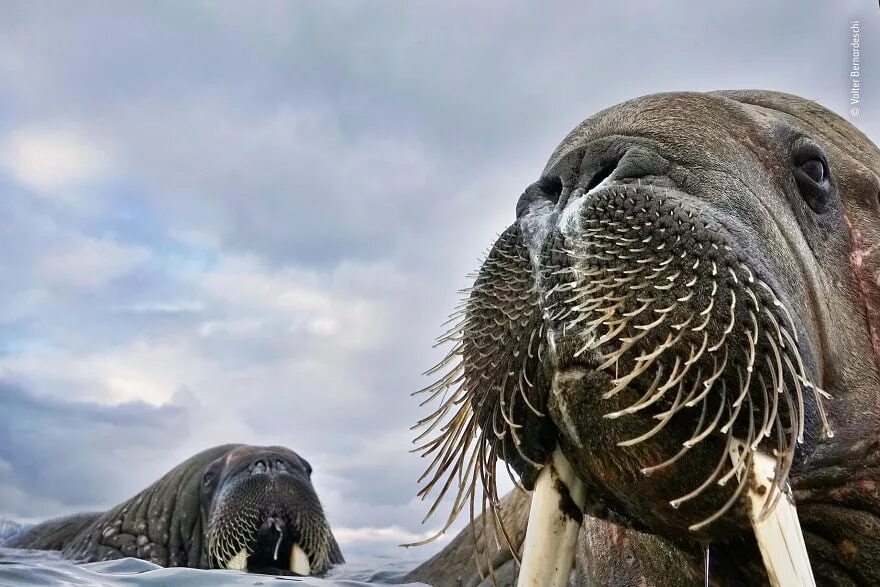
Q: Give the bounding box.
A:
[0,548,428,587]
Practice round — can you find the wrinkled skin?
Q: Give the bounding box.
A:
[5,444,344,575]
[405,490,530,587]
[414,91,880,585]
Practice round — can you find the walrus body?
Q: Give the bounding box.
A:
[6,444,344,576]
[413,90,880,585]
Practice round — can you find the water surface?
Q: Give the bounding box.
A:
[0,548,428,587]
[0,522,429,587]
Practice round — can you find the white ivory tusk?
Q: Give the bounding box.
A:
[290,543,311,576]
[225,548,248,571]
[730,441,816,586]
[517,446,587,587]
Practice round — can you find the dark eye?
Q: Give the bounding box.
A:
[800,159,826,184]
[793,142,833,214]
[203,471,214,486]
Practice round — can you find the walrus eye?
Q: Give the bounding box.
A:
[800,159,826,184]
[793,142,833,213]
[203,471,214,486]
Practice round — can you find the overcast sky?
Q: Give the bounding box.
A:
[0,0,877,563]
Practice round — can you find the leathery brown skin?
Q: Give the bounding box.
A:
[405,490,531,587]
[413,91,880,585]
[6,444,344,575]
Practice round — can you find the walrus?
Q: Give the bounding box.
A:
[412,90,880,585]
[4,444,344,576]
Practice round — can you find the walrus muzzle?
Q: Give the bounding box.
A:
[416,152,831,537]
[203,448,336,575]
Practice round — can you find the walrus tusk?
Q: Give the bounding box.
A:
[730,441,816,586]
[225,548,248,571]
[517,446,587,587]
[290,544,311,576]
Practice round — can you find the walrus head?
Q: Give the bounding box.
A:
[39,444,344,575]
[414,91,880,583]
[202,445,342,575]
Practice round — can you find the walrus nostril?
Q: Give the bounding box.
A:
[584,159,619,192]
[536,175,563,200]
[516,175,564,218]
[252,459,268,474]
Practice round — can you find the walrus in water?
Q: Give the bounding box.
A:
[5,444,344,575]
[412,90,880,585]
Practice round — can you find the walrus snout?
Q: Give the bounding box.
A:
[202,446,337,575]
[520,178,831,533]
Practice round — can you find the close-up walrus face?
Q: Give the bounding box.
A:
[415,90,880,583]
[201,445,339,575]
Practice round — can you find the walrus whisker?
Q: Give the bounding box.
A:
[518,369,544,417]
[780,325,834,438]
[683,350,727,409]
[642,387,709,475]
[418,417,476,496]
[670,410,737,509]
[415,415,471,488]
[414,360,461,394]
[466,478,484,582]
[617,370,688,447]
[412,389,461,431]
[718,392,756,487]
[782,353,807,444]
[604,363,667,420]
[491,497,521,565]
[419,445,475,529]
[654,363,703,419]
[755,376,799,522]
[604,332,677,396]
[624,355,691,415]
[689,448,753,531]
[707,291,736,353]
[684,379,727,448]
[420,340,461,374]
[478,444,500,585]
[412,401,467,458]
[719,369,749,434]
[761,421,791,523]
[753,372,772,445]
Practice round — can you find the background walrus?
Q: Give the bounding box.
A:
[5,444,344,576]
[412,90,880,585]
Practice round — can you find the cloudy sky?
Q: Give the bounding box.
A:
[0,0,876,563]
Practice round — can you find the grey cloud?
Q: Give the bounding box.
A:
[0,382,191,517]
